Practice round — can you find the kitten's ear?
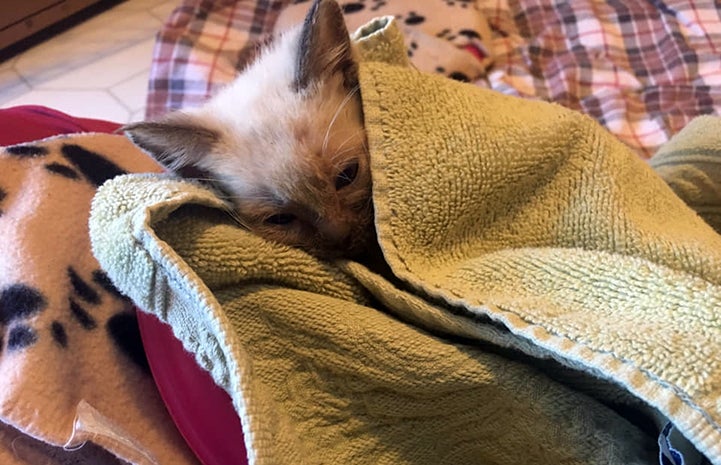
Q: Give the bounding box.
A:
[294,0,357,91]
[122,113,219,177]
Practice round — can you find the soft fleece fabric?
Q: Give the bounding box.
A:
[0,106,199,465]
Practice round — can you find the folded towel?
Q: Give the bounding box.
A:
[90,18,721,465]
[650,115,721,235]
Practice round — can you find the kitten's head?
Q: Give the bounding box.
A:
[124,0,373,258]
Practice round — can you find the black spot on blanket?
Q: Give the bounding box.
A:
[404,12,425,26]
[69,298,97,330]
[0,285,47,353]
[60,144,127,187]
[6,145,49,157]
[407,41,418,58]
[449,71,471,82]
[68,267,101,305]
[45,162,80,180]
[51,321,68,348]
[342,2,364,14]
[459,29,481,40]
[7,325,38,351]
[106,312,150,374]
[92,270,128,300]
[0,284,47,325]
[445,0,474,7]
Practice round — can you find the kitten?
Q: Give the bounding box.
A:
[123,0,373,259]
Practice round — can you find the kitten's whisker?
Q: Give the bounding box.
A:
[192,177,227,184]
[212,193,240,202]
[330,130,366,164]
[322,85,361,158]
[330,148,361,168]
[222,205,250,229]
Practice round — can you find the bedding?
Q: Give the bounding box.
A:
[0,107,200,465]
[90,17,721,464]
[146,0,721,158]
[2,1,721,464]
[144,0,494,119]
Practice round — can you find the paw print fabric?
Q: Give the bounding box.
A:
[0,132,199,465]
[275,0,494,82]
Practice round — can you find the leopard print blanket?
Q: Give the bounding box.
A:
[0,134,198,465]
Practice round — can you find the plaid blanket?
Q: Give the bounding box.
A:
[146,0,721,158]
[146,0,290,118]
[480,0,721,157]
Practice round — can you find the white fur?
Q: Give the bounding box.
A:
[124,0,372,257]
[187,24,362,208]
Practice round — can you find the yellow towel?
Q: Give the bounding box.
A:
[650,115,721,234]
[90,17,721,465]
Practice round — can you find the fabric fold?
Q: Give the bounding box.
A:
[89,17,721,465]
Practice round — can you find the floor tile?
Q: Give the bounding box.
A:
[36,38,156,90]
[1,0,168,123]
[130,107,148,123]
[0,56,18,71]
[110,68,152,114]
[12,3,163,86]
[76,7,164,33]
[115,0,171,11]
[65,2,164,33]
[14,36,157,87]
[0,69,31,103]
[149,1,178,22]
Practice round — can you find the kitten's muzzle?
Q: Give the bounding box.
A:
[317,219,351,245]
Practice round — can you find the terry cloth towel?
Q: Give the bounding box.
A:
[649,115,721,236]
[90,17,721,465]
[0,134,199,465]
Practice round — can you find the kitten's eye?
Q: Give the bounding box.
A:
[335,160,359,190]
[265,213,296,225]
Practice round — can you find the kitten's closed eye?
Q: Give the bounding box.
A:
[265,213,297,225]
[335,160,359,190]
[124,0,375,259]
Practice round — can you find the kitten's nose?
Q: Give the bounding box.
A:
[318,219,351,244]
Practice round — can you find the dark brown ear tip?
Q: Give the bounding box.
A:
[316,0,347,30]
[307,0,321,16]
[120,121,150,133]
[295,0,354,91]
[316,0,342,14]
[118,120,144,133]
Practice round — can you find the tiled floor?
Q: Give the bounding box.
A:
[0,0,176,123]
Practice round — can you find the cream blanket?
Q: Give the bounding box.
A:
[90,18,721,465]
